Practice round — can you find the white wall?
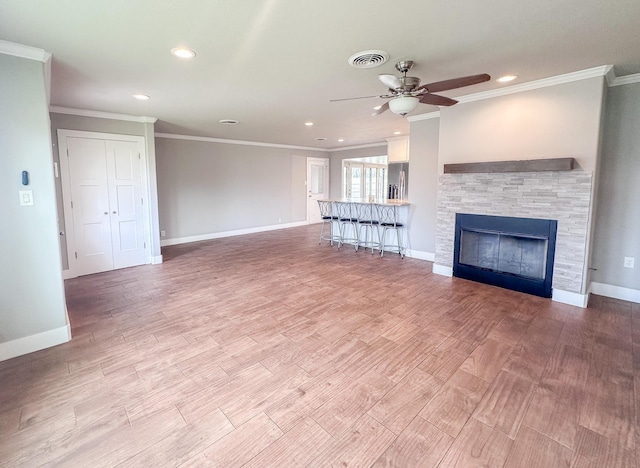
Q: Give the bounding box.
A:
[0,53,69,358]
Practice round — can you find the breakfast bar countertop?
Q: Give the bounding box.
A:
[326,198,410,206]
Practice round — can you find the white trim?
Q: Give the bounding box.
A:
[0,323,71,362]
[432,264,453,277]
[407,111,441,123]
[161,221,308,247]
[155,132,329,152]
[327,142,387,152]
[552,289,589,308]
[50,106,157,123]
[62,269,77,280]
[609,73,640,87]
[151,255,164,265]
[405,249,435,262]
[590,282,640,304]
[459,66,612,105]
[0,40,51,62]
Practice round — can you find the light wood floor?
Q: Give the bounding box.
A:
[0,225,638,467]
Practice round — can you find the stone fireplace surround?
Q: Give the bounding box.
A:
[434,169,593,305]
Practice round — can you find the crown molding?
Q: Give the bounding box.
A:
[408,66,613,121]
[0,40,51,62]
[457,65,612,105]
[609,73,640,87]
[328,142,386,152]
[49,106,157,123]
[407,111,440,122]
[155,132,330,152]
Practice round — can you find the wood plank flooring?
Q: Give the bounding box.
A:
[0,224,638,467]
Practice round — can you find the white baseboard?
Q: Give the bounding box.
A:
[0,323,72,362]
[552,289,589,308]
[160,221,309,247]
[62,269,77,280]
[432,264,453,277]
[151,255,163,265]
[405,249,435,262]
[590,282,640,304]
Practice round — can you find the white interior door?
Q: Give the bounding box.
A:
[67,137,114,275]
[307,158,329,224]
[61,133,147,277]
[106,140,146,269]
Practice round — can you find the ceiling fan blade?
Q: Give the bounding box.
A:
[378,74,402,90]
[417,73,490,93]
[330,94,382,102]
[419,93,458,107]
[373,102,389,115]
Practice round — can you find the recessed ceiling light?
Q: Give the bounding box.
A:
[171,47,196,59]
[497,75,518,83]
[305,122,314,126]
[394,131,401,135]
[133,94,150,100]
[338,138,345,142]
[219,119,239,125]
[373,105,382,110]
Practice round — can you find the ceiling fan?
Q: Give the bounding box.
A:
[332,61,490,116]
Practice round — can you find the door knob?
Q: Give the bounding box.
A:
[104,212,108,215]
[112,211,117,214]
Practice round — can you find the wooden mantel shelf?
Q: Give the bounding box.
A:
[444,157,575,174]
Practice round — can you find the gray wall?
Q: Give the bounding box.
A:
[591,82,640,290]
[0,54,67,343]
[438,77,605,173]
[50,113,161,269]
[407,118,440,255]
[155,137,328,239]
[329,145,387,199]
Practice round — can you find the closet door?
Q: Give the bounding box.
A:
[67,137,114,275]
[106,140,146,269]
[62,133,147,277]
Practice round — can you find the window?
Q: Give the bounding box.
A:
[343,160,387,199]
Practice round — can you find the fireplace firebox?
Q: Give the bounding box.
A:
[453,213,557,298]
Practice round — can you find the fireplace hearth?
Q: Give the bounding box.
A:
[453,213,557,298]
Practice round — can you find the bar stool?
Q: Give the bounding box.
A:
[334,201,359,250]
[317,200,340,246]
[377,204,405,258]
[355,202,380,254]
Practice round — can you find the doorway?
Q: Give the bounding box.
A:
[58,130,151,277]
[306,157,329,224]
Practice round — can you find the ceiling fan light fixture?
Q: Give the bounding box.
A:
[388,95,419,116]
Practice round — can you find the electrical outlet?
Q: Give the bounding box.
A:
[160,230,166,237]
[624,257,635,268]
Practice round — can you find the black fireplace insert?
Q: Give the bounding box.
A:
[453,213,557,298]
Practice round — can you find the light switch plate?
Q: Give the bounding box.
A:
[19,190,33,206]
[624,257,635,268]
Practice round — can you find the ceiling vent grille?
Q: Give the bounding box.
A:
[348,50,389,69]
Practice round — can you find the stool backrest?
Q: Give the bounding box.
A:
[376,204,399,226]
[335,202,355,220]
[355,203,377,222]
[317,200,333,218]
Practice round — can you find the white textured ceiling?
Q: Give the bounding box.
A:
[1,0,640,149]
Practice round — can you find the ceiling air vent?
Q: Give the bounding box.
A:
[348,50,389,69]
[219,119,239,125]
